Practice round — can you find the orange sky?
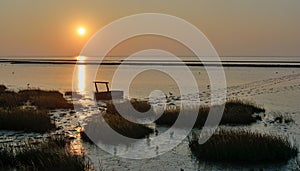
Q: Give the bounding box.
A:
[0,0,300,57]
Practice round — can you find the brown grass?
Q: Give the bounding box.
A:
[0,137,92,170]
[0,108,55,133]
[106,99,152,114]
[82,112,153,144]
[19,89,73,109]
[105,99,264,128]
[0,88,74,110]
[155,99,265,128]
[0,85,7,93]
[0,87,76,133]
[0,91,23,108]
[189,129,298,163]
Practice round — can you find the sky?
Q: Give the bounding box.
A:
[0,0,300,57]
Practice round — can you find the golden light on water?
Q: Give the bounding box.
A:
[77,56,86,93]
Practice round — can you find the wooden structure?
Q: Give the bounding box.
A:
[93,81,123,100]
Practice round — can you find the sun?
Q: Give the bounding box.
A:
[77,27,86,36]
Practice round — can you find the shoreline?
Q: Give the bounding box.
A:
[1,60,300,68]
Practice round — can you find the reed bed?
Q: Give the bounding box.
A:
[105,99,264,128]
[0,86,74,133]
[0,108,55,133]
[81,112,153,144]
[0,85,7,93]
[106,99,152,114]
[0,87,73,110]
[156,99,265,127]
[188,129,298,163]
[19,89,73,109]
[0,91,22,108]
[0,137,92,170]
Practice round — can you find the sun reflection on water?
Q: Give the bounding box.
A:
[69,127,85,156]
[70,138,85,156]
[77,56,86,94]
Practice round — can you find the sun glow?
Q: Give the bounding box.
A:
[77,56,86,93]
[77,27,86,36]
[77,56,86,61]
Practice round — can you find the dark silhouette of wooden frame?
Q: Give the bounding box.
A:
[93,81,123,100]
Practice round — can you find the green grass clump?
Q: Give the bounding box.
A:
[189,129,298,163]
[0,108,55,133]
[0,137,92,171]
[82,112,153,144]
[155,99,265,128]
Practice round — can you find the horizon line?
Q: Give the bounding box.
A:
[0,55,300,58]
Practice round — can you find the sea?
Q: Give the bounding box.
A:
[0,56,300,170]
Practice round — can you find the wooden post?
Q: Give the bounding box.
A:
[105,82,110,92]
[95,82,99,93]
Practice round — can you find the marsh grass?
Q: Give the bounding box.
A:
[106,99,152,114]
[188,129,298,163]
[0,91,22,108]
[82,112,153,144]
[0,87,73,110]
[0,137,92,171]
[105,99,264,128]
[155,99,265,127]
[103,113,153,139]
[0,85,7,93]
[0,87,73,132]
[221,99,265,124]
[0,108,55,133]
[0,145,14,167]
[19,89,73,109]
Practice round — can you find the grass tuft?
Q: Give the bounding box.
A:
[189,129,298,163]
[0,87,74,133]
[0,137,92,170]
[0,85,7,93]
[19,89,73,109]
[0,108,55,133]
[106,99,152,114]
[221,99,265,124]
[155,99,265,128]
[0,88,73,110]
[0,91,22,108]
[82,112,153,144]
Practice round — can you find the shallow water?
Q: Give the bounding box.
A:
[0,59,300,170]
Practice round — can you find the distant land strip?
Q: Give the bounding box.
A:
[0,59,300,68]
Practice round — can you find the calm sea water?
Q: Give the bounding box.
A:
[1,56,300,98]
[0,56,300,170]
